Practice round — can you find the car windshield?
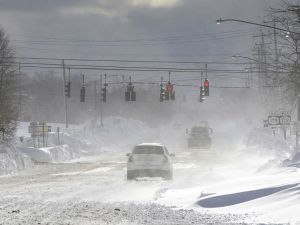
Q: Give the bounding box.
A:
[133,146,164,154]
[192,127,207,134]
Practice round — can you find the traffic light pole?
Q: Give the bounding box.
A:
[100,74,103,127]
[297,95,300,151]
[62,60,69,128]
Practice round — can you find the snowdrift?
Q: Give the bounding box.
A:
[0,143,33,175]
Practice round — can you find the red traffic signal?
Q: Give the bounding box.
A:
[203,79,209,96]
[166,83,173,93]
[204,79,209,88]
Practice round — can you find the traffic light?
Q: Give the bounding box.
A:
[166,82,175,101]
[200,86,205,102]
[160,84,165,102]
[65,82,71,98]
[125,82,136,101]
[101,86,107,102]
[80,86,86,102]
[204,79,209,96]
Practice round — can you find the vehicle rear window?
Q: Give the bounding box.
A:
[133,146,164,154]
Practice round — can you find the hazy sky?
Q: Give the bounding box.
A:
[0,0,288,84]
[0,0,285,58]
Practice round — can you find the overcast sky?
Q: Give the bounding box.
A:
[0,0,290,83]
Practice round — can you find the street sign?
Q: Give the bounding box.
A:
[279,115,291,125]
[28,122,51,148]
[267,111,292,126]
[28,125,51,133]
[268,116,280,126]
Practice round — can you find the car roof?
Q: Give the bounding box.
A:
[136,143,164,147]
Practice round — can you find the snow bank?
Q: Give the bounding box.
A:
[16,130,90,164]
[2,122,90,166]
[16,145,76,163]
[0,144,33,175]
[11,118,148,165]
[246,128,291,159]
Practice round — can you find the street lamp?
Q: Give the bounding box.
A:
[216,18,300,36]
[217,18,300,151]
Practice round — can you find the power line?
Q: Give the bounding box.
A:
[8,28,257,44]
[11,33,255,48]
[0,55,266,65]
[15,64,256,73]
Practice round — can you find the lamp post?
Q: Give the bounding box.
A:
[218,18,300,150]
[216,18,300,35]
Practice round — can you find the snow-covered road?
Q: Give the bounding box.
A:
[0,150,299,225]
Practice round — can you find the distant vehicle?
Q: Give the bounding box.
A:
[186,123,213,149]
[126,143,174,180]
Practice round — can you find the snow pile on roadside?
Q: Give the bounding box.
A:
[16,132,90,163]
[13,118,149,164]
[16,145,76,163]
[13,122,91,164]
[0,143,33,175]
[245,128,291,159]
[282,151,300,167]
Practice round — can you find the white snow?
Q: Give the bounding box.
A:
[1,117,300,224]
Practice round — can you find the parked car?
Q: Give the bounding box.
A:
[126,143,174,180]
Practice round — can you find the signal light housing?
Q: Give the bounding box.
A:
[200,86,205,102]
[80,86,86,102]
[65,82,71,98]
[101,87,107,102]
[204,79,209,96]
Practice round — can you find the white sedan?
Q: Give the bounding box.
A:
[126,143,174,180]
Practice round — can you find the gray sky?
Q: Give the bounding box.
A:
[0,0,286,84]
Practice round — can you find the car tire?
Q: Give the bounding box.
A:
[165,170,173,180]
[127,171,136,180]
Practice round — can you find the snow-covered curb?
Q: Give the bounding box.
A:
[17,145,75,163]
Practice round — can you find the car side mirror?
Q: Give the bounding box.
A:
[126,153,131,157]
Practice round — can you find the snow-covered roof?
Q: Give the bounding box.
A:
[136,143,164,147]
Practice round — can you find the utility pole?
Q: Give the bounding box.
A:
[100,74,103,127]
[256,45,263,90]
[18,62,22,119]
[273,19,279,73]
[254,32,269,87]
[62,60,68,128]
[296,95,300,151]
[201,72,203,84]
[272,19,287,140]
[94,80,97,112]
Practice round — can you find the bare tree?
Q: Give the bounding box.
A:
[264,1,300,104]
[0,28,18,143]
